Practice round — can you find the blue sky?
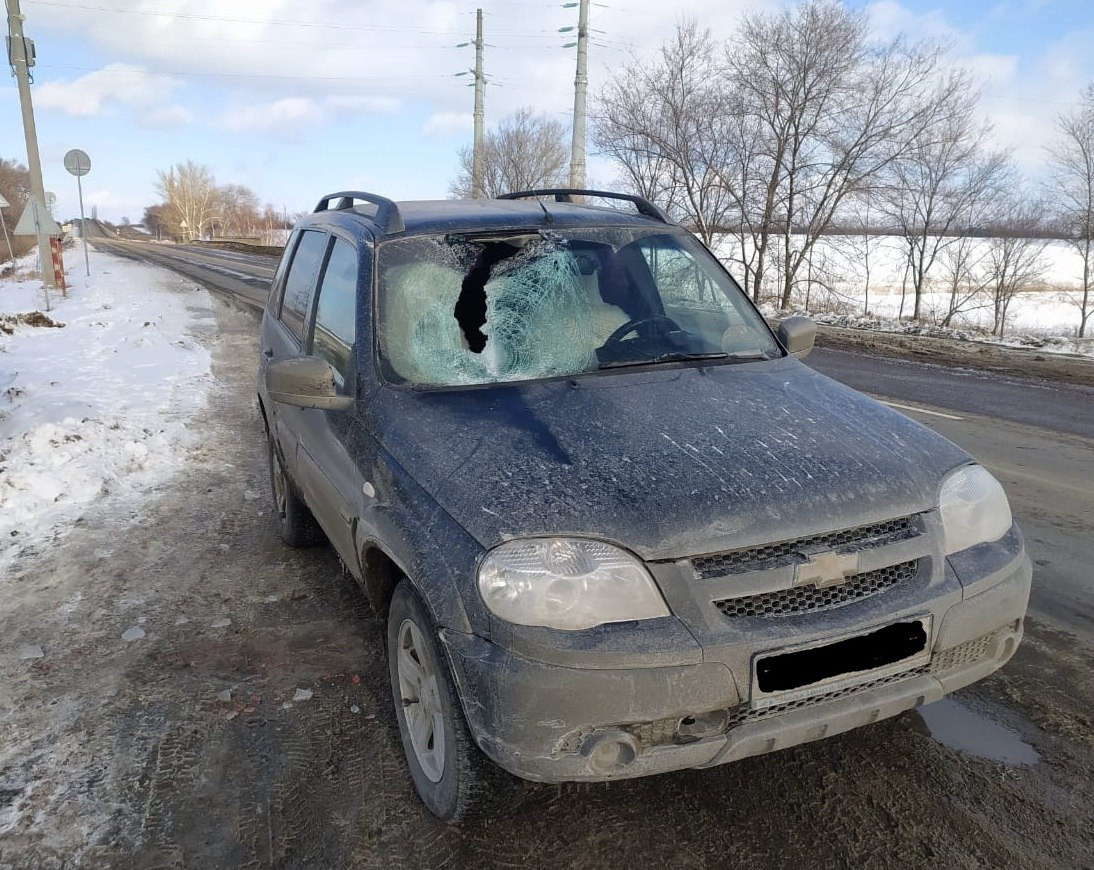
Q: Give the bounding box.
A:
[2,0,1092,224]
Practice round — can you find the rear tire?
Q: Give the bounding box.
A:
[387,580,517,822]
[267,432,325,548]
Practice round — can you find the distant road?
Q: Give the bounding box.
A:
[808,347,1094,441]
[88,233,1094,641]
[86,228,274,311]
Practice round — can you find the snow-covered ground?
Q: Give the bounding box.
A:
[0,250,214,570]
[713,234,1093,356]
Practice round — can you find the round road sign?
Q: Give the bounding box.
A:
[64,148,92,177]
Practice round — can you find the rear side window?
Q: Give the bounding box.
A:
[280,230,329,343]
[311,238,358,384]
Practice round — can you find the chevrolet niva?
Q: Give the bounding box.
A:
[257,189,1031,821]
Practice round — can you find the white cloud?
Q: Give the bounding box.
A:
[141,104,196,129]
[965,53,1019,85]
[35,64,181,117]
[325,95,400,114]
[217,94,400,136]
[423,112,473,137]
[24,0,767,123]
[219,97,325,134]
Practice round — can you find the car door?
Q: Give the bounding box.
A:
[293,234,366,564]
[262,229,331,482]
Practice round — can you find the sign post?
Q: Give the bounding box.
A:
[0,193,13,266]
[63,148,92,278]
[13,196,64,298]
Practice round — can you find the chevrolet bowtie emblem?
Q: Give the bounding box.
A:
[794,549,860,588]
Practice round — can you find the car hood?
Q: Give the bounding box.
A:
[369,358,969,560]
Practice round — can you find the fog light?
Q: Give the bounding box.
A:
[581,730,638,775]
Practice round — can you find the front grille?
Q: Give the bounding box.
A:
[725,666,930,728]
[714,560,919,618]
[929,631,998,674]
[725,629,1002,729]
[691,515,920,579]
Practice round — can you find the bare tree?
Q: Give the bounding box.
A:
[593,21,738,246]
[0,157,34,261]
[937,234,992,327]
[984,198,1048,337]
[155,161,219,242]
[450,109,568,199]
[1046,83,1094,337]
[880,72,1013,320]
[142,204,172,241]
[724,1,951,308]
[216,183,261,238]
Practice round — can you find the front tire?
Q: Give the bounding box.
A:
[387,580,515,822]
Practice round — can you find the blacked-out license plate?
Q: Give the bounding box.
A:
[751,618,931,707]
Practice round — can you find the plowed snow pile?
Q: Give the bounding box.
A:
[0,251,213,569]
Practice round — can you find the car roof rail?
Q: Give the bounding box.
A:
[313,190,405,235]
[498,188,671,224]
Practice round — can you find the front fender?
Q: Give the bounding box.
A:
[355,446,490,636]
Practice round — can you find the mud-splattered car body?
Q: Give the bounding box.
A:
[257,190,1030,808]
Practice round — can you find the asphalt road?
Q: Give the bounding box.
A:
[810,346,1094,440]
[86,231,274,310]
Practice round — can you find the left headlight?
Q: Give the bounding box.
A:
[939,464,1013,555]
[477,537,671,630]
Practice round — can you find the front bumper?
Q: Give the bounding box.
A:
[442,545,1031,783]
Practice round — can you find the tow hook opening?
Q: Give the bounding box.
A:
[676,710,729,743]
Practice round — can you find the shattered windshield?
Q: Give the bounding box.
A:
[377,227,779,386]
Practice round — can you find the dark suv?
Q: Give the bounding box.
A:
[257,189,1030,821]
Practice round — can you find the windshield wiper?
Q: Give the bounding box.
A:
[726,349,770,360]
[599,351,728,370]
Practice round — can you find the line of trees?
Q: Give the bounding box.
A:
[587,1,1094,337]
[146,160,290,245]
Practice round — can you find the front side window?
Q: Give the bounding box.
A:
[268,230,299,316]
[311,238,358,385]
[280,230,329,343]
[377,227,779,386]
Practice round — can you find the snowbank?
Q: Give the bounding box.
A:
[0,251,213,570]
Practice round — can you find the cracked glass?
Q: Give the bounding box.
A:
[377,227,778,386]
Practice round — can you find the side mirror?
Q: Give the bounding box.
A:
[266,356,353,411]
[776,316,816,358]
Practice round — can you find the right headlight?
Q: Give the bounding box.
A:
[477,537,670,631]
[939,464,1013,555]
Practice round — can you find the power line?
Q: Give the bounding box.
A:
[23,0,566,38]
[34,63,454,84]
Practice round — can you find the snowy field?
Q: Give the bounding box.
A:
[0,250,214,570]
[713,234,1093,356]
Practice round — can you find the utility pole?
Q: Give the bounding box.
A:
[5,0,55,287]
[472,8,485,199]
[568,0,589,190]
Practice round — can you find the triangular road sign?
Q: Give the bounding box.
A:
[0,193,10,208]
[14,196,62,236]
